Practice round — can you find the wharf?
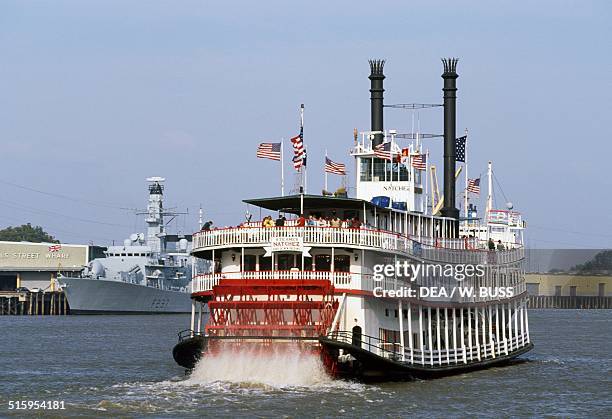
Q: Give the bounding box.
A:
[0,290,69,315]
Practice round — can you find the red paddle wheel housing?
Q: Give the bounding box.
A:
[206,279,339,338]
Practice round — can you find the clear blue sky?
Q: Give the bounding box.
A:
[0,0,609,248]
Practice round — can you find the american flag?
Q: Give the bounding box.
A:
[48,244,62,252]
[455,135,467,162]
[256,142,281,161]
[374,142,396,160]
[293,150,306,170]
[325,157,346,175]
[291,127,305,170]
[411,154,427,170]
[467,177,481,194]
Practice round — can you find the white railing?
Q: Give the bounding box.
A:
[192,270,402,294]
[190,269,524,304]
[193,226,524,265]
[390,333,530,366]
[194,226,408,252]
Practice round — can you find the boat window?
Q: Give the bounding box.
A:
[334,255,350,272]
[387,162,410,182]
[258,255,272,271]
[243,255,256,271]
[315,254,331,272]
[303,257,312,271]
[373,158,386,181]
[277,254,296,271]
[360,158,372,181]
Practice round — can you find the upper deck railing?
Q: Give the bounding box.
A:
[192,225,524,265]
[191,270,526,303]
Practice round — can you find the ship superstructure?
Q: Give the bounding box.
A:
[60,178,195,314]
[173,59,532,379]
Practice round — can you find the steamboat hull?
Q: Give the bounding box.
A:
[173,334,533,380]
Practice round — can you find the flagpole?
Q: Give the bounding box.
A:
[463,129,469,223]
[425,148,429,214]
[300,104,306,193]
[324,149,328,192]
[281,139,285,196]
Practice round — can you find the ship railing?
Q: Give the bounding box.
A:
[328,330,531,367]
[192,270,355,293]
[192,271,403,294]
[193,226,410,253]
[193,226,524,265]
[192,270,525,303]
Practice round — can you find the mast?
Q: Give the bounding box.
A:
[463,128,469,221]
[144,177,165,256]
[324,149,328,192]
[281,140,285,196]
[486,161,493,216]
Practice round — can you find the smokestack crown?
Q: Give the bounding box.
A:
[368,59,386,78]
[442,58,459,77]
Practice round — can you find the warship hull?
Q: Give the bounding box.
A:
[60,277,192,314]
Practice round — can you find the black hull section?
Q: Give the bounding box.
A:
[319,337,534,381]
[173,336,206,369]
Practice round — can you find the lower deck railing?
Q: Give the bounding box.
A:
[328,330,531,368]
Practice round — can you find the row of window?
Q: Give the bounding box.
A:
[108,253,149,257]
[359,157,423,183]
[213,253,352,273]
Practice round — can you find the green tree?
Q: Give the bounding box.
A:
[572,250,612,274]
[0,223,59,243]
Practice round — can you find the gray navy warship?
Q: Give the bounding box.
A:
[60,177,194,314]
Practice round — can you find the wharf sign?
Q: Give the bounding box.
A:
[0,242,88,269]
[264,236,311,257]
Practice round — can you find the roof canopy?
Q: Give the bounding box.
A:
[243,194,380,215]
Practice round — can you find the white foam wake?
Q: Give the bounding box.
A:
[186,344,333,388]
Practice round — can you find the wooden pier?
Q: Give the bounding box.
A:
[0,291,70,315]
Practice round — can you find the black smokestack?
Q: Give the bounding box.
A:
[441,58,460,223]
[368,59,385,147]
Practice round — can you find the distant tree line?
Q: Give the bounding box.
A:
[0,223,59,243]
[571,250,612,274]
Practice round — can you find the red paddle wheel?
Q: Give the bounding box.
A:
[204,278,340,371]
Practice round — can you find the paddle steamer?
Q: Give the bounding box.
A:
[173,59,532,379]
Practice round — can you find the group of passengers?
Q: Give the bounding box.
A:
[297,213,362,229]
[487,238,506,251]
[260,213,363,229]
[201,212,365,231]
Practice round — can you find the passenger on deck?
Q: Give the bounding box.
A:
[263,216,274,228]
[296,214,306,227]
[488,238,495,250]
[202,221,213,231]
[275,215,286,227]
[307,215,316,226]
[350,217,361,229]
[496,240,505,250]
[330,216,341,228]
[317,216,328,227]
